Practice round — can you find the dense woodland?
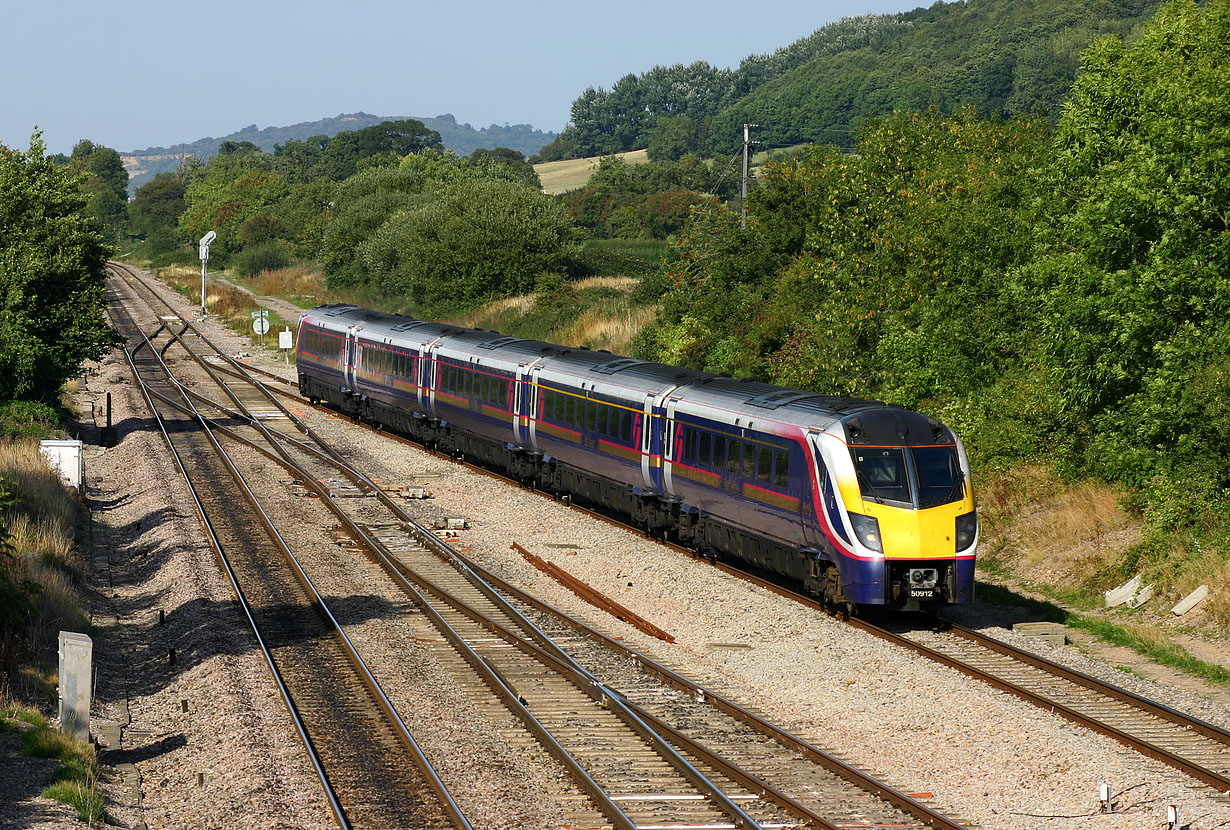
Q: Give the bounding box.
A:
[2,0,1229,657]
[536,0,1162,160]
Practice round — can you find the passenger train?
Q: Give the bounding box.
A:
[296,304,977,612]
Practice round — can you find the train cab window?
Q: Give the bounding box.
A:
[774,450,789,488]
[912,445,963,507]
[852,448,910,505]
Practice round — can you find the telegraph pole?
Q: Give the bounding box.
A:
[741,123,753,229]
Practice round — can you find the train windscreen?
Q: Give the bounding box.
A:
[851,445,963,508]
[851,448,910,505]
[912,446,964,508]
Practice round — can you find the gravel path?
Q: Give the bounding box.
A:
[12,263,1228,830]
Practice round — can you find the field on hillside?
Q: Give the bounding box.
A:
[535,149,649,195]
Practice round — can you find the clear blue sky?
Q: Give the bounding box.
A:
[3,0,925,156]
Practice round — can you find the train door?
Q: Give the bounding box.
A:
[424,341,442,414]
[639,386,678,494]
[415,341,432,410]
[344,326,359,392]
[520,362,544,449]
[661,397,681,495]
[513,363,528,446]
[801,430,823,549]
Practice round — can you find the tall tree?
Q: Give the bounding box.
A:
[1032,0,1230,483]
[0,135,117,400]
[131,172,187,252]
[68,139,129,240]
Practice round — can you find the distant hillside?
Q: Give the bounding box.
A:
[122,112,556,191]
[544,0,1161,159]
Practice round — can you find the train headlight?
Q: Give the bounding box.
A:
[848,512,883,553]
[955,511,978,551]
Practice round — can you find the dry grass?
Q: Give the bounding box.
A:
[1,439,88,679]
[460,295,535,325]
[570,276,639,292]
[251,266,329,307]
[535,149,649,195]
[560,305,658,354]
[1175,546,1230,625]
[978,465,1140,587]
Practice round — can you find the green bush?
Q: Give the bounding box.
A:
[0,402,63,440]
[238,241,291,277]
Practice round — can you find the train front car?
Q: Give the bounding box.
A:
[812,408,976,611]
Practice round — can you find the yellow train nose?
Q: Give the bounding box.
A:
[860,497,974,559]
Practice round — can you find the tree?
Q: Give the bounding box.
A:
[1031,0,1230,483]
[0,134,118,401]
[67,139,129,240]
[351,179,573,314]
[131,172,187,252]
[470,147,541,189]
[647,117,701,162]
[317,119,443,180]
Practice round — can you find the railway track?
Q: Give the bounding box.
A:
[107,268,468,830]
[107,260,974,829]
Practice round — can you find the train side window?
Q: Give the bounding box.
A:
[698,431,711,467]
[683,428,697,463]
[758,446,773,483]
[744,445,758,478]
[620,410,633,442]
[565,394,576,425]
[588,400,599,433]
[727,441,742,474]
[711,435,726,471]
[597,403,609,435]
[774,450,789,489]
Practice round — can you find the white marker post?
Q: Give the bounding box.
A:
[279,326,293,365]
[251,310,269,346]
[198,230,216,316]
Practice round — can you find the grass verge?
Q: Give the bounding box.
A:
[1,703,106,823]
[1066,614,1230,687]
[974,579,1230,688]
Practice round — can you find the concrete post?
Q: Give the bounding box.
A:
[58,631,93,744]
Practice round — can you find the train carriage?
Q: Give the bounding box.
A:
[297,304,977,612]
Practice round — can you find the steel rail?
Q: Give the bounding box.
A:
[945,622,1230,746]
[454,554,971,830]
[111,307,349,830]
[112,294,475,829]
[357,532,849,830]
